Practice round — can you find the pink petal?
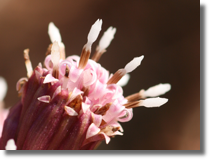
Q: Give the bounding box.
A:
[83,69,97,87]
[43,74,59,84]
[37,95,51,103]
[81,102,90,113]
[117,108,133,122]
[103,100,125,123]
[70,66,83,83]
[86,123,100,139]
[64,106,78,116]
[91,112,102,127]
[99,132,111,144]
[52,86,62,99]
[67,87,83,104]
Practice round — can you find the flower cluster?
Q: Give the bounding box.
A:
[0,19,171,150]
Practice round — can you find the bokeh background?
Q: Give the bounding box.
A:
[0,0,199,150]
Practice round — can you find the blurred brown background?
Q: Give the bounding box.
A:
[0,0,199,150]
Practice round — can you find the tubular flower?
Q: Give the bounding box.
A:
[0,19,171,150]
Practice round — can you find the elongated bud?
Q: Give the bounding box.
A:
[139,97,168,108]
[98,27,116,52]
[86,19,102,50]
[140,83,171,98]
[124,56,144,73]
[48,22,62,43]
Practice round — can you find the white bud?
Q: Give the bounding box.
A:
[139,97,168,108]
[124,55,144,73]
[5,139,17,150]
[48,22,62,43]
[98,26,116,51]
[141,83,171,98]
[0,77,7,102]
[51,41,60,66]
[87,19,102,44]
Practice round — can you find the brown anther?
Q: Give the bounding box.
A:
[65,65,70,78]
[126,92,142,102]
[91,47,106,62]
[82,86,90,97]
[112,127,120,132]
[94,103,112,116]
[78,46,91,69]
[124,101,140,109]
[69,95,82,111]
[24,49,33,78]
[52,69,59,79]
[46,44,52,56]
[107,69,126,85]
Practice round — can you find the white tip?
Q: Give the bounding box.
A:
[141,83,171,98]
[87,19,102,44]
[140,97,168,108]
[117,74,130,87]
[51,41,60,66]
[124,56,144,73]
[5,139,17,150]
[48,22,62,43]
[0,77,7,102]
[98,26,116,51]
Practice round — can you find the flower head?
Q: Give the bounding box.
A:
[0,20,171,150]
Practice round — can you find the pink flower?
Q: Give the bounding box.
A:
[0,20,171,150]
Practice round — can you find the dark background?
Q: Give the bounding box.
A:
[0,0,200,150]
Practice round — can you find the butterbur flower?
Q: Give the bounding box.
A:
[0,19,171,150]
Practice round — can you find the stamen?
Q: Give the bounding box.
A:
[139,97,168,108]
[124,56,144,73]
[48,22,66,60]
[51,41,60,78]
[91,26,116,62]
[82,86,90,97]
[107,69,126,85]
[125,97,168,108]
[126,92,142,102]
[107,56,144,85]
[140,83,171,98]
[124,101,140,109]
[48,22,62,44]
[78,19,102,69]
[78,47,91,69]
[23,49,33,78]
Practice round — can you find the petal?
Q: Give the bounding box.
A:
[64,106,78,116]
[43,74,59,84]
[70,66,83,83]
[91,113,102,127]
[5,139,17,150]
[82,102,90,113]
[99,132,110,144]
[86,123,100,139]
[37,95,51,103]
